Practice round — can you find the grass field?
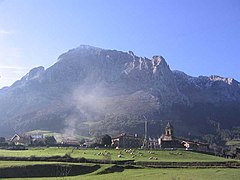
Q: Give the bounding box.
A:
[76,168,240,180]
[0,148,233,162]
[0,160,62,167]
[2,165,239,180]
[0,148,239,179]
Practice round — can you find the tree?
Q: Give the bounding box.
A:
[101,134,112,147]
[79,138,86,145]
[0,137,5,143]
[45,136,57,145]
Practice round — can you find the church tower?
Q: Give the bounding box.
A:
[165,122,173,136]
[159,122,174,142]
[159,122,183,149]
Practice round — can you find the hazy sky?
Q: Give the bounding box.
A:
[0,0,240,88]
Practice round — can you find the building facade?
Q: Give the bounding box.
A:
[10,134,33,145]
[112,133,142,148]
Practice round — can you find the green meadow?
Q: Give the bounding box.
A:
[0,148,239,179]
[1,164,239,180]
[0,147,233,162]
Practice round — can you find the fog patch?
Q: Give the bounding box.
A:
[62,82,160,138]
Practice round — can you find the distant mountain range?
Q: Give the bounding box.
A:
[0,45,239,138]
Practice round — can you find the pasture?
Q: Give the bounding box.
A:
[0,147,233,162]
[0,163,239,180]
[0,148,239,179]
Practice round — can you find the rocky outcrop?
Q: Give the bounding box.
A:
[173,70,240,104]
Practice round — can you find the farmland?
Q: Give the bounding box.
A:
[0,162,239,180]
[0,148,239,179]
[0,147,233,162]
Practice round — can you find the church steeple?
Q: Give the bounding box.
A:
[165,122,174,136]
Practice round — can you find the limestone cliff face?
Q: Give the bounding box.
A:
[41,45,184,107]
[0,45,239,136]
[173,70,240,104]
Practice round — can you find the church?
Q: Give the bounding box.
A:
[158,122,184,149]
[158,122,209,151]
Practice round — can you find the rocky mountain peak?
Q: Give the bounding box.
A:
[57,45,103,62]
[152,55,166,66]
[173,70,240,103]
[25,66,45,81]
[0,45,239,137]
[152,56,169,75]
[11,66,45,87]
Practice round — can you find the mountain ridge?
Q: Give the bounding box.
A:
[0,45,239,137]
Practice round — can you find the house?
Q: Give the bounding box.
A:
[31,134,44,139]
[60,139,80,147]
[30,134,45,146]
[112,133,142,148]
[158,122,184,149]
[181,140,209,151]
[10,134,32,145]
[148,137,160,149]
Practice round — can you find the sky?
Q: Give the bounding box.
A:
[0,0,240,88]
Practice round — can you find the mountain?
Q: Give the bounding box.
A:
[173,70,240,103]
[0,45,239,138]
[172,71,240,135]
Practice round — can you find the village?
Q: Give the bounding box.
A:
[0,122,239,159]
[0,121,240,179]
